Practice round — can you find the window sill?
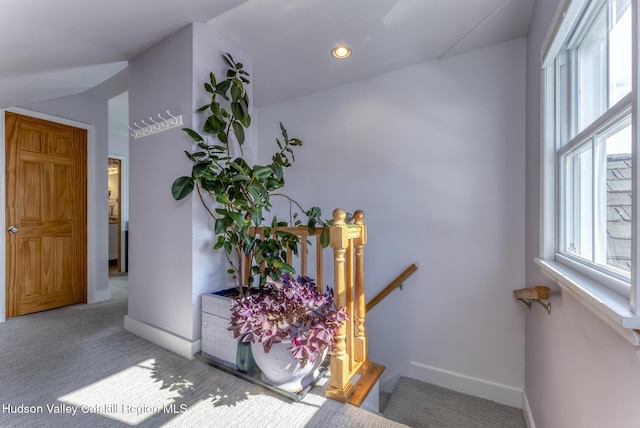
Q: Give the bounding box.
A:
[535,258,640,347]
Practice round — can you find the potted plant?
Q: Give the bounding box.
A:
[229,275,348,391]
[171,53,327,368]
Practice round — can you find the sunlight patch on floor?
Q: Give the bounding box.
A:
[158,376,331,426]
[58,359,192,426]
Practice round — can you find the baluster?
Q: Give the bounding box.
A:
[353,210,367,362]
[286,246,293,266]
[316,233,323,293]
[301,233,308,277]
[346,238,354,371]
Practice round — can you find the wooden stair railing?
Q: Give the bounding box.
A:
[247,208,382,405]
[325,208,384,404]
[366,263,418,313]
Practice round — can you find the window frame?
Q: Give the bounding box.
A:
[539,0,640,343]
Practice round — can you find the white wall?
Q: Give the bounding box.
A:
[126,23,254,357]
[524,1,640,426]
[128,24,196,345]
[257,37,527,404]
[108,93,130,272]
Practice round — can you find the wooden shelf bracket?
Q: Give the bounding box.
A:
[513,286,551,314]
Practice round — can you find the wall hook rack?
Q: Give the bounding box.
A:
[129,110,182,139]
[513,285,551,314]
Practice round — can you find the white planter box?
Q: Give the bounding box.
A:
[201,291,238,369]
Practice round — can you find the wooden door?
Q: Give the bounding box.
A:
[5,112,87,317]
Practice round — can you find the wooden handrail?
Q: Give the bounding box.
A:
[513,285,551,314]
[366,263,418,313]
[513,285,550,300]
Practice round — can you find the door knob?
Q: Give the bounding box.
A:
[7,226,19,234]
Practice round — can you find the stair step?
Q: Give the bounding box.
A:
[345,360,385,407]
[379,390,392,413]
[383,377,526,428]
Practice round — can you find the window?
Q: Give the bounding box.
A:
[540,0,639,335]
[548,0,633,279]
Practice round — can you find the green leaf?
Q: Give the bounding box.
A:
[252,165,271,180]
[320,229,330,247]
[216,194,232,206]
[270,162,283,181]
[171,177,194,200]
[216,80,231,95]
[231,174,250,182]
[204,115,225,134]
[211,102,223,122]
[250,206,263,225]
[217,132,228,144]
[273,260,295,274]
[238,97,248,116]
[239,114,251,128]
[230,84,242,102]
[229,160,247,174]
[231,102,243,119]
[214,218,226,234]
[247,183,262,202]
[196,104,210,112]
[223,53,235,68]
[232,121,245,145]
[307,206,321,218]
[204,82,214,93]
[192,162,211,178]
[209,72,217,87]
[228,211,244,226]
[214,235,225,249]
[280,122,288,140]
[183,128,204,143]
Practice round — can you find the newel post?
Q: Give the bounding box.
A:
[353,210,367,363]
[327,208,352,400]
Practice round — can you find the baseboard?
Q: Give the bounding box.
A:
[522,391,537,428]
[124,315,201,360]
[402,361,524,408]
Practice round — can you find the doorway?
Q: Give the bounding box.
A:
[5,112,88,317]
[108,157,122,274]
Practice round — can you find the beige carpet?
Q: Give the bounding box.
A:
[383,377,526,428]
[0,276,405,427]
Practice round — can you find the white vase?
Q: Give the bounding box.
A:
[251,339,327,392]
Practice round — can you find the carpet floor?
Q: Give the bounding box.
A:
[0,276,405,428]
[383,377,526,428]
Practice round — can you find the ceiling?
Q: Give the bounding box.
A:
[1,0,534,111]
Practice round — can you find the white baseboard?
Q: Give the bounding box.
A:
[124,315,201,360]
[402,361,524,409]
[522,391,537,428]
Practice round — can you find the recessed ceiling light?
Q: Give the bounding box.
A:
[332,45,352,59]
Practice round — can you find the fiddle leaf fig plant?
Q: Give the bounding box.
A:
[172,53,327,292]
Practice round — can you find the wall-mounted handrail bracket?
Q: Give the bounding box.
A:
[513,286,551,314]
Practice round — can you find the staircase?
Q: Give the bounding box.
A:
[379,377,526,428]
